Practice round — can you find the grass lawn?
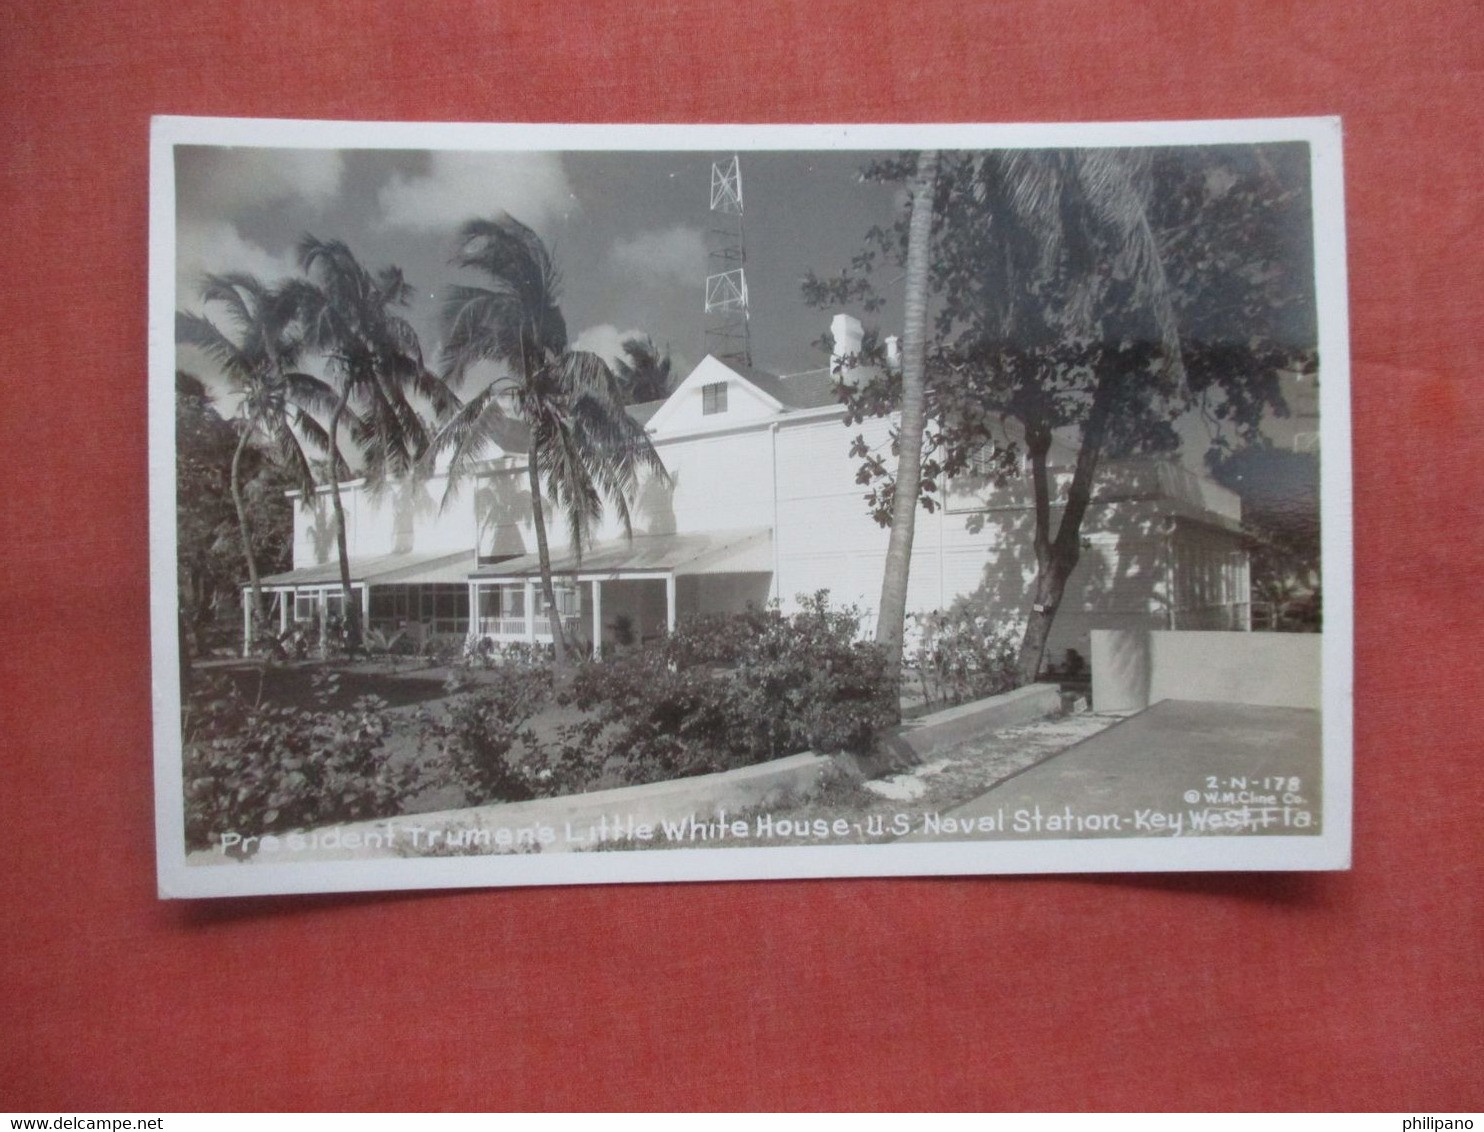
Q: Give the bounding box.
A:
[195,659,454,712]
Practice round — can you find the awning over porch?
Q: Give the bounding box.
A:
[258,549,478,588]
[470,528,773,580]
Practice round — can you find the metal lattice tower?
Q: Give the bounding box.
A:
[704,155,753,368]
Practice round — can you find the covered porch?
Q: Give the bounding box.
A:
[247,549,478,655]
[470,529,773,658]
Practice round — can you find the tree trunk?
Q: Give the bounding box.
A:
[527,442,568,674]
[326,394,360,653]
[875,149,939,688]
[1013,365,1119,684]
[229,422,266,651]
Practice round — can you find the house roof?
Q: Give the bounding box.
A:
[626,399,665,425]
[258,549,477,588]
[469,361,846,456]
[471,528,773,579]
[736,366,845,410]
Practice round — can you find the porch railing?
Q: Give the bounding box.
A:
[475,615,582,641]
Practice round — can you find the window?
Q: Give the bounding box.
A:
[702,381,728,415]
[537,585,578,616]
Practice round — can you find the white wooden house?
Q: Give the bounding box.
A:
[251,320,1251,666]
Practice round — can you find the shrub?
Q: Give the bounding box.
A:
[906,605,1022,708]
[181,674,421,852]
[418,663,554,803]
[182,594,902,843]
[551,592,898,786]
[555,653,746,786]
[460,636,557,670]
[693,591,896,756]
[364,626,414,656]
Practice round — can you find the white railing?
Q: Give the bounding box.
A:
[475,615,581,641]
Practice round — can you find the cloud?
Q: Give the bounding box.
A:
[174,220,299,309]
[180,149,346,216]
[610,225,707,288]
[376,152,574,234]
[571,324,647,367]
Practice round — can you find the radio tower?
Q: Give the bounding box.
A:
[704,155,753,368]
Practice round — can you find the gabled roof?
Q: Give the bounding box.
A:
[641,354,856,435]
[734,366,844,410]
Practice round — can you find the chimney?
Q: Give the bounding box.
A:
[830,313,865,386]
[884,335,901,370]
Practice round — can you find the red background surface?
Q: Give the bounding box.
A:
[1,0,1480,1112]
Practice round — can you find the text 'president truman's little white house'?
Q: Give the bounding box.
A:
[249,314,1253,665]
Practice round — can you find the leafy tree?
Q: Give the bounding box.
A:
[806,145,1316,682]
[176,274,337,638]
[874,150,938,684]
[428,215,668,672]
[287,238,452,650]
[611,334,675,404]
[174,371,296,656]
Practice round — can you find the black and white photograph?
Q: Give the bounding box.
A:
[149,118,1351,897]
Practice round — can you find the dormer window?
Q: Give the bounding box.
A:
[702,381,728,415]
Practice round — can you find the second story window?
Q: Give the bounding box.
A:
[702,381,728,415]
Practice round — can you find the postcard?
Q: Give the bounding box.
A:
[150,117,1351,897]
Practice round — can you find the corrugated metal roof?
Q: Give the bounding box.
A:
[471,528,773,579]
[259,549,477,588]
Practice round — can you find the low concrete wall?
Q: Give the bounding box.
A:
[890,683,1065,762]
[193,750,836,864]
[1092,629,1321,711]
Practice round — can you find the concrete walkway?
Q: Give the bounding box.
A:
[905,699,1323,841]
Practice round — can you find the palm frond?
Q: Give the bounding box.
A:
[176,311,254,380]
[538,418,605,561]
[276,374,337,421]
[424,383,526,510]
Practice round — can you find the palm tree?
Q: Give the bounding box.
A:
[874,150,939,684]
[612,335,674,404]
[287,237,450,651]
[428,214,667,670]
[176,273,337,642]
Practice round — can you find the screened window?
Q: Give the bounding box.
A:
[702,381,728,415]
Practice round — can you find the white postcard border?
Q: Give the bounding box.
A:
[149,116,1352,898]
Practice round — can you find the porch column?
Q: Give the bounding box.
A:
[319,589,329,651]
[591,579,603,660]
[278,592,289,635]
[523,579,535,642]
[360,585,371,638]
[241,590,252,658]
[665,573,677,634]
[468,582,479,640]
